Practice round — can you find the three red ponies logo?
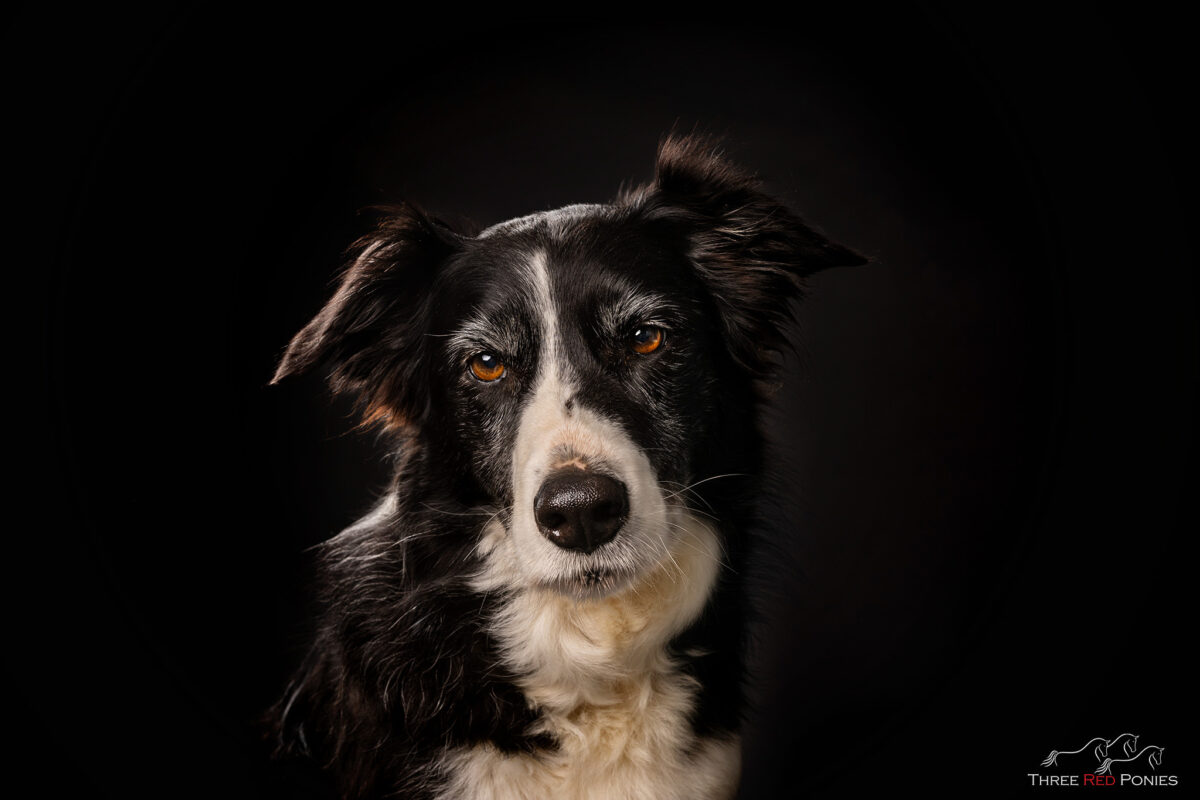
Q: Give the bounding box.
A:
[1030,733,1177,787]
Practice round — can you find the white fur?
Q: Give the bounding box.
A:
[452,512,739,800]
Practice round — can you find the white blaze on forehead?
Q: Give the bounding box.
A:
[511,248,572,475]
[517,247,568,425]
[526,248,563,381]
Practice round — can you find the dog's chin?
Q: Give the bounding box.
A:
[543,565,638,601]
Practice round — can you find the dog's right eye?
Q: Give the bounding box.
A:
[469,353,506,382]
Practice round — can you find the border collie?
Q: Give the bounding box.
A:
[269,134,863,799]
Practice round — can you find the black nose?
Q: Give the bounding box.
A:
[534,468,628,553]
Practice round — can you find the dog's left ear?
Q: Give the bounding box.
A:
[622,134,866,376]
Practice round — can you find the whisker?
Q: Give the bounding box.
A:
[667,500,720,524]
[660,473,747,502]
[660,480,717,512]
[648,533,682,586]
[419,502,499,518]
[664,521,736,573]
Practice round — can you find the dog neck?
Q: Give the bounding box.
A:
[454,511,738,800]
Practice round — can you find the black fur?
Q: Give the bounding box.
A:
[269,134,863,798]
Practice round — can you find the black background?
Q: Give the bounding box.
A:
[12,4,1195,798]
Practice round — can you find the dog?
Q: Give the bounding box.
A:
[268,134,863,799]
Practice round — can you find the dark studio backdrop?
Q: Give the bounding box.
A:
[12,4,1195,798]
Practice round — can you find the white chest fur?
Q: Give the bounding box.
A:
[445,513,740,800]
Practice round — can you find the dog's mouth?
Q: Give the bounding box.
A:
[544,565,635,599]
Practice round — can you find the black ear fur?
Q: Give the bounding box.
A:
[271,203,462,429]
[622,134,866,376]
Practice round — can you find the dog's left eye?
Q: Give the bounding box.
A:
[629,325,665,355]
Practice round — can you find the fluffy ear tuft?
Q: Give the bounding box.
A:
[623,133,866,376]
[271,203,462,429]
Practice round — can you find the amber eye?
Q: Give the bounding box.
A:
[469,353,506,382]
[630,325,665,355]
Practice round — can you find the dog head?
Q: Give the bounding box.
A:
[273,135,863,598]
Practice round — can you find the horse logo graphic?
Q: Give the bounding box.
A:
[1097,746,1164,776]
[1041,737,1107,768]
[1105,733,1139,759]
[1040,733,1139,769]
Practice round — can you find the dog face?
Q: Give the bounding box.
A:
[273,136,863,599]
[441,211,728,598]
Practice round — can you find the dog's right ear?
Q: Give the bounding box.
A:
[271,204,462,430]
